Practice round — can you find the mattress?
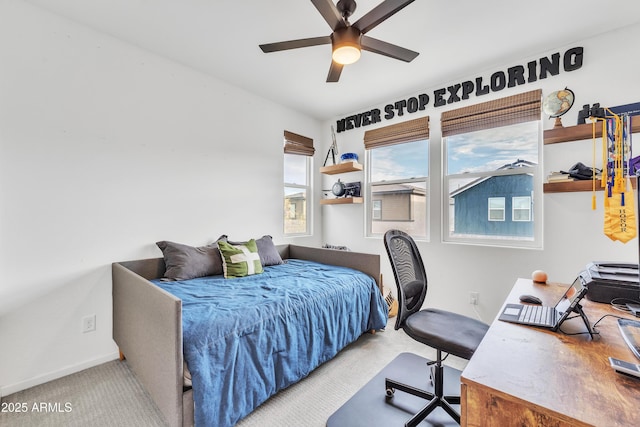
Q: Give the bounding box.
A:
[153,259,388,427]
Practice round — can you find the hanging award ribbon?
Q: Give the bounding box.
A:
[600,111,636,243]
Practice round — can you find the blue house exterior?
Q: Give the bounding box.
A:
[450,161,534,238]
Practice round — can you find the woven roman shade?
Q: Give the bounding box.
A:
[284,130,315,156]
[364,116,429,150]
[441,89,542,137]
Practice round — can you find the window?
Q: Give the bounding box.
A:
[488,197,505,221]
[512,196,532,222]
[364,117,429,239]
[283,131,313,236]
[442,90,542,247]
[372,200,382,220]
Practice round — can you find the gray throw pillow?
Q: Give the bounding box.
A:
[156,239,224,280]
[224,235,284,266]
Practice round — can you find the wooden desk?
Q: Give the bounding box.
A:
[461,278,640,427]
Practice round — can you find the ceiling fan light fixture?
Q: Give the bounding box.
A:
[331,27,361,65]
[332,45,361,65]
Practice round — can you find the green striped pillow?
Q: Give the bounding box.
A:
[217,239,264,278]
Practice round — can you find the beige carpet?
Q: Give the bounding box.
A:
[1,319,468,427]
[0,358,166,427]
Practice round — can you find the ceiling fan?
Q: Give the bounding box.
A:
[259,0,419,82]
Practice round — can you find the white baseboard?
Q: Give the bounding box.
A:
[1,351,120,397]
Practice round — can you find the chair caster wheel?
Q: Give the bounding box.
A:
[385,388,395,398]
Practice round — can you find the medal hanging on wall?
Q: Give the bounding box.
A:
[598,111,636,243]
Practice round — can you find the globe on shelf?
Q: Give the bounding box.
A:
[543,88,575,129]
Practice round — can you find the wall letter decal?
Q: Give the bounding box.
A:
[507,65,526,87]
[447,84,462,104]
[563,46,584,71]
[434,88,447,107]
[539,52,560,79]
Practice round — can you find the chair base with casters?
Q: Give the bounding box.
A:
[385,349,460,426]
[383,230,488,426]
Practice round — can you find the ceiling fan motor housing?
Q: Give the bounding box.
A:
[331,27,362,50]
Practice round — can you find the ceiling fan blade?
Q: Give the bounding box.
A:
[260,36,331,53]
[311,0,347,31]
[361,36,419,62]
[327,61,344,82]
[352,0,415,34]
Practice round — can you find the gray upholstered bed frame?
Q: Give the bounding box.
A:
[112,244,380,427]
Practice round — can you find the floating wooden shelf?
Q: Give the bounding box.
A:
[544,119,640,145]
[320,161,363,175]
[544,177,636,193]
[320,197,363,205]
[544,179,603,193]
[543,119,639,193]
[320,162,363,205]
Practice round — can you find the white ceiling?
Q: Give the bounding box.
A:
[24,0,640,120]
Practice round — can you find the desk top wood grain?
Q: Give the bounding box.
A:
[461,278,640,427]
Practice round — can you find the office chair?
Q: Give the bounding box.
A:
[383,229,489,426]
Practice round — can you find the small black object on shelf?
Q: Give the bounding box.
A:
[577,103,606,124]
[331,180,361,198]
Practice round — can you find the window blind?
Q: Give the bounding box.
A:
[284,130,314,156]
[363,116,429,150]
[441,89,542,137]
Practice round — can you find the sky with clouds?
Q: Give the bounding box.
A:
[370,139,428,182]
[446,121,539,175]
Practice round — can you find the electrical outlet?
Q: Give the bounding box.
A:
[82,314,96,333]
[469,292,479,305]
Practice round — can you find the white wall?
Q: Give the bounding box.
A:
[0,1,323,395]
[321,23,640,322]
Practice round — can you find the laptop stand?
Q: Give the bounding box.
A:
[559,302,596,339]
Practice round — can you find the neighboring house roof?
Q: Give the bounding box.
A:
[372,183,426,196]
[285,191,305,200]
[450,159,536,198]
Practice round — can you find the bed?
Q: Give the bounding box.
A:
[112,242,387,427]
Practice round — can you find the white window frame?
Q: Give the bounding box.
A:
[365,139,429,240]
[488,197,505,221]
[442,122,543,249]
[283,153,312,236]
[512,196,532,222]
[372,199,382,220]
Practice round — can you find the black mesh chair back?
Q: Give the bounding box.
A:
[384,229,427,329]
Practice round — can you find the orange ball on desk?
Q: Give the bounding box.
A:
[532,270,548,283]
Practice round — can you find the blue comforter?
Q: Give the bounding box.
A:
[154,259,388,427]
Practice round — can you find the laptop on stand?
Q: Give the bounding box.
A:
[498,276,589,332]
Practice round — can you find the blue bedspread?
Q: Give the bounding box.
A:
[153,259,388,427]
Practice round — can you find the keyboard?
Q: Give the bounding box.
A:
[519,305,555,326]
